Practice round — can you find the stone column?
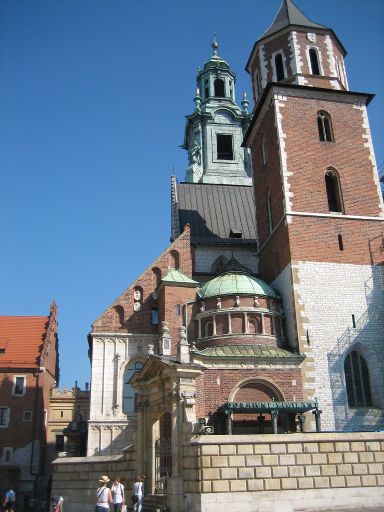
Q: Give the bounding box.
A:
[212,315,217,336]
[227,314,232,334]
[244,312,249,333]
[198,318,202,339]
[261,314,265,334]
[226,411,233,435]
[271,410,279,434]
[167,395,184,511]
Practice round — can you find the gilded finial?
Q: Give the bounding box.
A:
[212,33,219,57]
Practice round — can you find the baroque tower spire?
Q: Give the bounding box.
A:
[182,38,252,185]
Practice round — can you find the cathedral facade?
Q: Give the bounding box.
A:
[85,0,384,506]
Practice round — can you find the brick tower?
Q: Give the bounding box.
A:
[243,0,384,431]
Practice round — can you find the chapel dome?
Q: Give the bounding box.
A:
[197,272,278,300]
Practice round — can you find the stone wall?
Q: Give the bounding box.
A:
[51,447,136,512]
[183,432,384,512]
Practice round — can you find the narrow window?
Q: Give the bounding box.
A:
[60,411,64,418]
[0,407,9,427]
[55,434,65,451]
[14,376,25,396]
[317,111,333,142]
[170,250,180,270]
[338,234,344,251]
[325,169,343,213]
[255,71,261,99]
[214,78,225,97]
[151,308,159,325]
[344,351,372,407]
[229,80,233,98]
[23,411,32,422]
[216,134,233,160]
[274,53,285,81]
[261,134,267,165]
[267,191,273,234]
[352,314,356,328]
[123,361,144,414]
[152,267,161,288]
[0,349,5,354]
[175,304,181,316]
[309,48,320,75]
[204,79,209,99]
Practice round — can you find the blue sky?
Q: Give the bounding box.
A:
[1,0,383,389]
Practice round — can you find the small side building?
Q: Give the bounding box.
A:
[0,303,59,499]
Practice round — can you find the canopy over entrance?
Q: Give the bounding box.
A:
[221,400,322,434]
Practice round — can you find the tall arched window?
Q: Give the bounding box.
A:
[214,79,225,98]
[152,267,161,288]
[325,168,343,213]
[267,190,273,234]
[169,250,180,270]
[309,48,320,75]
[274,53,285,81]
[204,79,209,99]
[317,111,334,142]
[123,361,144,414]
[344,350,372,407]
[113,306,124,328]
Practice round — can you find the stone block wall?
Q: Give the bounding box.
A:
[51,448,136,512]
[183,432,384,512]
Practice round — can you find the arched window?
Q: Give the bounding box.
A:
[169,250,180,270]
[274,53,285,81]
[344,350,372,407]
[267,190,273,234]
[214,79,225,98]
[309,48,320,75]
[113,306,124,328]
[205,320,213,337]
[204,79,209,99]
[123,361,144,414]
[317,111,334,142]
[152,267,161,288]
[325,168,343,213]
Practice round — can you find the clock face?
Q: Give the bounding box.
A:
[133,301,141,312]
[134,290,141,301]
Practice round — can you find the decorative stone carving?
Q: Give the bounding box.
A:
[217,297,222,309]
[146,343,154,355]
[235,295,240,306]
[254,297,260,307]
[159,321,171,356]
[133,302,141,312]
[200,302,205,312]
[133,290,141,301]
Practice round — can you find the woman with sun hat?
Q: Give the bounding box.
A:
[95,476,113,511]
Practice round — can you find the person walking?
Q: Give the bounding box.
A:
[50,495,64,512]
[110,478,125,512]
[95,476,112,512]
[2,489,16,512]
[132,476,143,512]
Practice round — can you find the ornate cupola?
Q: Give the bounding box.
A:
[246,0,349,106]
[182,36,252,185]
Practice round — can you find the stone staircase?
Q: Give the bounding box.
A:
[142,494,168,512]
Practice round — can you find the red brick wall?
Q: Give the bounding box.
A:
[248,28,346,104]
[93,226,194,333]
[195,367,303,419]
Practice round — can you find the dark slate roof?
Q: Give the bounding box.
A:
[194,344,304,359]
[261,0,327,40]
[177,183,257,245]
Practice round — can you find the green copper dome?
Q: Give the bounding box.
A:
[198,273,278,299]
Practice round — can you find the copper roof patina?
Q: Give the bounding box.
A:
[198,272,278,299]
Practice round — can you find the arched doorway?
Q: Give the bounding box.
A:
[230,380,294,434]
[154,412,172,494]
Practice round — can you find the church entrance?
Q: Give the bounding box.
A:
[154,412,172,494]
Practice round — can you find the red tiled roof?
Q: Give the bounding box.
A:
[0,316,49,368]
